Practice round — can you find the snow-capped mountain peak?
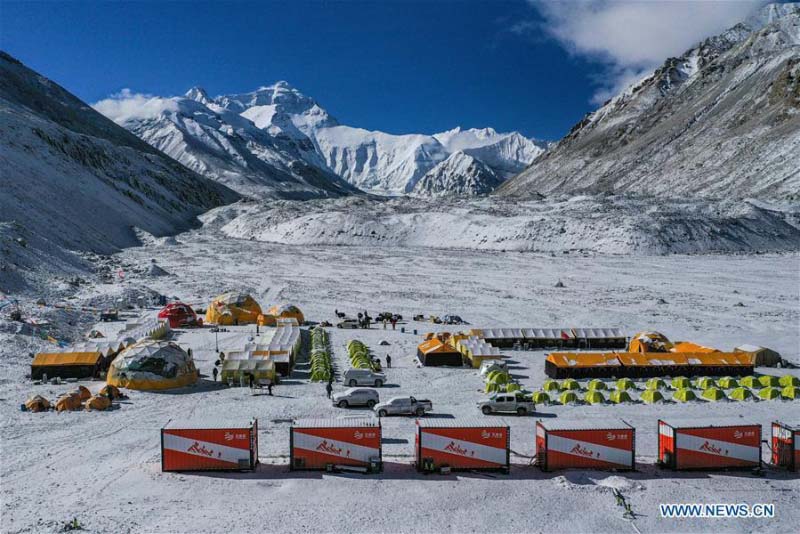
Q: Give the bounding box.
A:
[412,151,502,197]
[184,86,211,105]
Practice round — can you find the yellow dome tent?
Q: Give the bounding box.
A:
[543,380,560,392]
[729,387,755,401]
[740,375,760,388]
[531,391,551,404]
[584,391,606,404]
[640,389,665,403]
[615,378,636,391]
[56,393,82,412]
[671,376,691,389]
[205,292,262,325]
[628,331,674,353]
[587,379,607,391]
[84,395,112,411]
[646,378,667,390]
[694,377,716,389]
[717,376,739,389]
[758,375,781,388]
[267,303,305,325]
[673,388,697,402]
[781,386,799,399]
[758,387,781,400]
[561,379,580,391]
[779,375,800,388]
[559,391,580,404]
[107,340,197,391]
[25,395,51,412]
[701,388,727,401]
[609,390,634,403]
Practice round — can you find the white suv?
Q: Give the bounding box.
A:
[332,388,380,408]
[343,368,386,387]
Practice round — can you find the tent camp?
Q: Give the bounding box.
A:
[734,345,782,367]
[107,340,198,390]
[729,387,755,401]
[267,304,305,325]
[417,339,463,366]
[157,302,200,328]
[544,353,622,379]
[205,292,262,325]
[221,359,276,386]
[456,336,503,368]
[571,328,627,350]
[31,351,104,380]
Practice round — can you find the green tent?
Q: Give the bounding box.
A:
[701,387,727,401]
[640,389,665,403]
[758,387,781,400]
[779,375,800,388]
[694,377,716,389]
[781,386,799,400]
[587,379,607,391]
[609,390,634,404]
[485,382,501,393]
[673,388,697,402]
[584,391,606,404]
[615,378,636,391]
[505,382,521,393]
[543,380,560,392]
[671,376,691,389]
[531,391,551,404]
[758,375,781,388]
[729,387,755,401]
[488,372,511,385]
[646,378,667,390]
[559,391,580,404]
[717,376,739,389]
[740,376,760,388]
[561,379,580,391]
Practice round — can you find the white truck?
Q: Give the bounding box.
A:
[373,396,432,417]
[477,393,537,416]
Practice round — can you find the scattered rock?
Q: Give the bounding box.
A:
[145,264,169,277]
[555,280,565,288]
[656,298,668,305]
[733,301,745,307]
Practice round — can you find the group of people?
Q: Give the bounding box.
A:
[211,354,273,395]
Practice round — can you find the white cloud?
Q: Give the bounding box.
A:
[93,88,178,124]
[529,0,766,103]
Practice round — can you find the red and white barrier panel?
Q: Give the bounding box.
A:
[659,419,761,470]
[416,419,509,471]
[536,420,635,472]
[290,418,381,471]
[161,418,258,472]
[772,421,799,471]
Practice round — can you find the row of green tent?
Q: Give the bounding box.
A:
[484,369,525,394]
[346,340,380,372]
[310,327,333,382]
[530,385,799,405]
[539,375,800,394]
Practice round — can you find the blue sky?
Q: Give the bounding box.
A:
[0,1,766,140]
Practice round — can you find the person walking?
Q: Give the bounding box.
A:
[212,367,218,382]
[325,381,333,399]
[267,380,273,396]
[390,317,397,330]
[386,354,392,368]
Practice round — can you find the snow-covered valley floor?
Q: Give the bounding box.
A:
[1,229,799,533]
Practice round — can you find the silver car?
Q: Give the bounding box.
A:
[332,388,379,408]
[343,368,386,387]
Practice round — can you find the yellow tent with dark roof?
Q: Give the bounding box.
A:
[267,303,305,325]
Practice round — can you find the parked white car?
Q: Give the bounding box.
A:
[373,396,432,417]
[332,388,380,408]
[343,368,386,387]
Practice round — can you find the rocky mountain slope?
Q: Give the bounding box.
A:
[0,52,238,292]
[94,84,358,199]
[498,2,800,200]
[100,82,544,196]
[209,195,800,255]
[411,151,502,197]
